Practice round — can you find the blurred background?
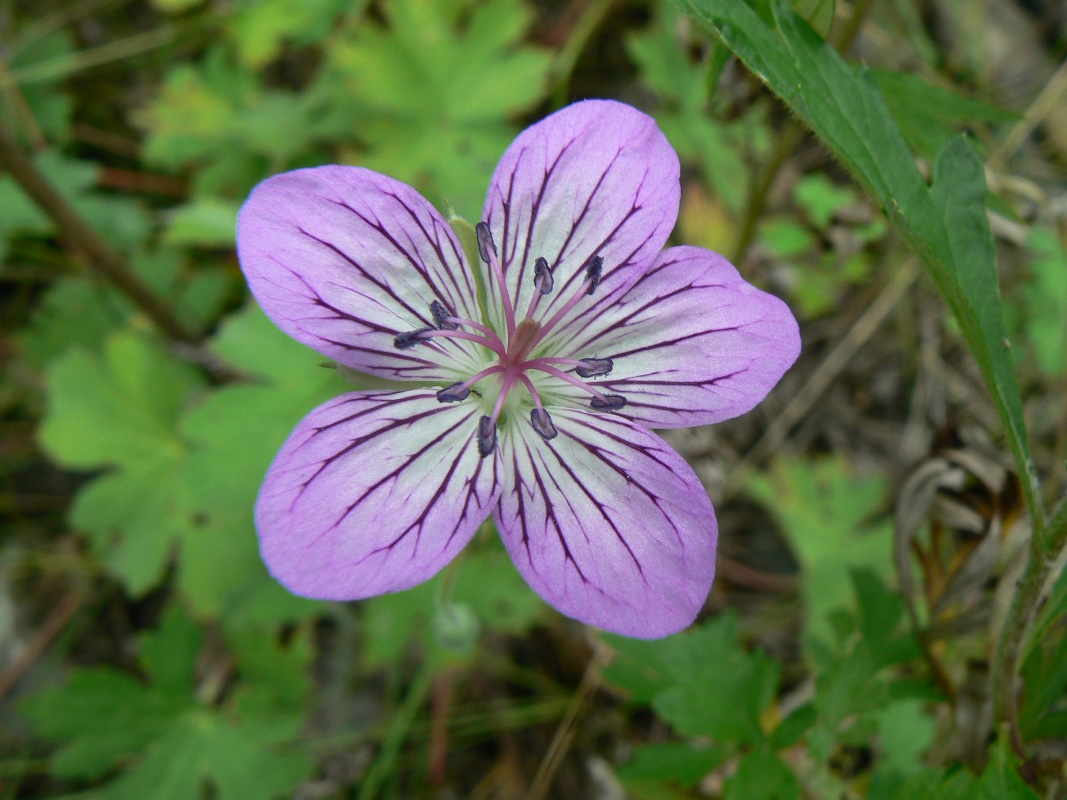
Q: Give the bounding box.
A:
[1,0,1066,797]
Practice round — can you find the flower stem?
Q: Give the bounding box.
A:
[992,495,1067,751]
[356,659,436,800]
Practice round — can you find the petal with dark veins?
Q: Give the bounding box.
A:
[543,246,801,428]
[493,409,716,638]
[482,100,680,334]
[257,390,500,599]
[239,167,488,382]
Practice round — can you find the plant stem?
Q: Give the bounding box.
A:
[992,496,1067,750]
[0,122,201,345]
[357,659,436,800]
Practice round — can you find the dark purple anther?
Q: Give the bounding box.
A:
[393,327,432,349]
[585,256,603,296]
[576,358,613,378]
[475,222,497,264]
[529,408,558,441]
[534,257,554,295]
[477,415,497,457]
[430,300,458,330]
[589,393,626,411]
[436,382,470,403]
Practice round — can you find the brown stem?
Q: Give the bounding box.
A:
[0,123,201,345]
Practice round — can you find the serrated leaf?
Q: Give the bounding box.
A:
[746,457,890,651]
[723,749,801,800]
[617,742,726,789]
[670,0,1037,526]
[604,615,778,744]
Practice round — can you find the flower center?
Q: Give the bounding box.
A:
[393,222,627,456]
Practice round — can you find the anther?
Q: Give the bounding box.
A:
[533,257,554,295]
[436,382,470,403]
[584,256,603,296]
[529,408,558,441]
[475,222,497,264]
[589,394,626,411]
[393,327,432,349]
[576,358,613,378]
[477,415,497,457]
[430,300,458,330]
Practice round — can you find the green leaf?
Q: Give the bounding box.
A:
[1015,228,1067,376]
[617,742,726,789]
[163,197,242,247]
[20,604,312,799]
[874,700,935,776]
[669,0,1038,526]
[226,0,351,67]
[604,615,778,744]
[976,731,1043,799]
[746,457,891,651]
[327,0,551,216]
[723,749,801,800]
[871,70,1015,160]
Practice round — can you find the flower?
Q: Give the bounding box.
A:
[237,100,799,638]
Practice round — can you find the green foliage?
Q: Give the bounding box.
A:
[670,0,1038,523]
[20,606,312,799]
[626,3,759,210]
[604,614,779,744]
[325,0,552,216]
[1005,227,1067,377]
[747,457,891,651]
[0,152,150,258]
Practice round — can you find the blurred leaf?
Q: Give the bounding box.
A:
[618,742,726,789]
[626,3,757,210]
[3,30,74,142]
[20,605,312,799]
[328,0,551,216]
[163,197,241,247]
[226,0,351,67]
[0,152,150,258]
[1009,227,1067,376]
[874,699,934,776]
[975,732,1043,799]
[723,748,801,800]
[670,0,1037,527]
[795,173,856,228]
[872,70,1015,160]
[604,615,778,745]
[747,457,891,651]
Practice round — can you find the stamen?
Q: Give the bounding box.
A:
[436,382,470,403]
[585,256,603,296]
[393,327,433,349]
[589,394,627,411]
[524,256,555,319]
[430,300,458,330]
[477,416,497,457]
[531,253,606,349]
[476,222,516,339]
[534,257,554,295]
[529,408,558,441]
[576,358,613,378]
[527,362,619,405]
[434,365,503,404]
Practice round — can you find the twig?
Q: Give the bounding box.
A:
[0,589,83,700]
[524,641,606,800]
[0,122,201,345]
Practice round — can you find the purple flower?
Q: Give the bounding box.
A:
[236,100,799,638]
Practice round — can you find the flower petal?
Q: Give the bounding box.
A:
[493,410,716,638]
[257,389,500,599]
[482,100,680,332]
[546,246,801,428]
[238,166,488,382]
